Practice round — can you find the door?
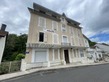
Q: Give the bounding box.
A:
[34,50,47,62]
[64,50,70,64]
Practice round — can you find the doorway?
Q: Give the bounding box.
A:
[64,50,70,64]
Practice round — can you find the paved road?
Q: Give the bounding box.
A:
[1,64,109,82]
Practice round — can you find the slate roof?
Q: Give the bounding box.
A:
[28,3,81,29]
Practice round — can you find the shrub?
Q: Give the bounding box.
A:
[15,54,25,60]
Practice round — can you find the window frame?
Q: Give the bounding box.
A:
[80,50,84,57]
[62,35,68,43]
[38,16,46,28]
[38,32,44,42]
[52,33,59,44]
[52,21,58,31]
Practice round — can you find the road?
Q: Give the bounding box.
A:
[1,64,109,82]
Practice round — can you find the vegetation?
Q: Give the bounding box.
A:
[88,40,96,47]
[2,34,27,62]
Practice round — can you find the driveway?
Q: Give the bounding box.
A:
[1,64,109,82]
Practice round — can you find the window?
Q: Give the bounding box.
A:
[39,32,44,42]
[53,49,60,61]
[38,17,46,28]
[80,50,84,57]
[62,24,66,32]
[62,36,68,43]
[73,50,76,57]
[54,49,59,60]
[71,37,74,45]
[53,34,58,44]
[69,27,73,34]
[52,21,58,31]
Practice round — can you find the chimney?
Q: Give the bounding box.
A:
[1,24,7,31]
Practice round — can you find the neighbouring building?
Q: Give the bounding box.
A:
[95,43,109,61]
[22,3,90,70]
[0,24,8,63]
[87,47,103,62]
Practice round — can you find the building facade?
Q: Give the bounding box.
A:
[24,3,90,70]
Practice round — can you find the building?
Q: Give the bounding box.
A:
[95,43,109,61]
[0,24,8,63]
[87,47,103,62]
[23,3,90,70]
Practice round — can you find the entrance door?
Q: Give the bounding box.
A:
[64,50,70,64]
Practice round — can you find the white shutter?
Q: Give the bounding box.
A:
[63,36,67,43]
[52,21,58,31]
[44,33,47,43]
[38,17,46,28]
[53,34,58,44]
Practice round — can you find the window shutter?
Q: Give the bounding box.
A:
[54,34,58,44]
[44,33,47,43]
[38,17,46,28]
[37,33,39,42]
[52,21,58,31]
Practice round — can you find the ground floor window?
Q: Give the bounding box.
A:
[53,49,60,60]
[73,50,77,57]
[80,50,84,57]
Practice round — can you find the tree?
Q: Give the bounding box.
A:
[2,34,27,61]
[88,40,96,47]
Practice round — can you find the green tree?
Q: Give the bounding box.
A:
[2,34,27,61]
[88,40,96,47]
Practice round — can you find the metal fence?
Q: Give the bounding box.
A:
[0,61,21,75]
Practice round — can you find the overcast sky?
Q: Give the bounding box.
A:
[0,0,109,43]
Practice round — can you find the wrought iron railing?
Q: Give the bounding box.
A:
[61,42,71,46]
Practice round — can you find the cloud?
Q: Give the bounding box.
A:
[0,0,109,43]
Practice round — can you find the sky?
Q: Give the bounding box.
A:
[0,0,109,44]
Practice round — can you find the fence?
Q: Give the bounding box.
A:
[0,61,21,75]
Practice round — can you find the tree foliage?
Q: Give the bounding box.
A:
[15,54,25,60]
[88,40,96,47]
[2,34,27,61]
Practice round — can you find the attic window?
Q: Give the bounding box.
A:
[74,24,77,26]
[46,12,51,16]
[68,21,71,23]
[39,10,46,14]
[52,15,57,18]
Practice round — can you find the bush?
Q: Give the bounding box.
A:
[0,62,9,74]
[15,54,25,60]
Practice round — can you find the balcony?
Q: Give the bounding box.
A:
[61,42,71,46]
[26,43,61,48]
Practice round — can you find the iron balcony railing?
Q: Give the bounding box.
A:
[61,42,71,46]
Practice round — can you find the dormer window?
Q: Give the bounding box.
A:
[39,10,46,14]
[52,15,57,18]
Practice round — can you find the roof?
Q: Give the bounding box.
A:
[28,3,81,29]
[83,34,90,41]
[95,43,109,53]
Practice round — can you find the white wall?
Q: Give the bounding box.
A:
[0,36,6,63]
